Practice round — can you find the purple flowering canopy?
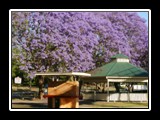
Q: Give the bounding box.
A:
[12,12,148,78]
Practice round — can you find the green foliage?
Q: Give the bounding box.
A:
[12,59,21,78]
[12,58,29,85]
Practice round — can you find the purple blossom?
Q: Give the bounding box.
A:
[12,11,148,78]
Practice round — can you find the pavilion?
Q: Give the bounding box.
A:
[81,54,148,102]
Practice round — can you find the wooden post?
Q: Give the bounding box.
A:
[48,97,55,108]
[79,78,83,100]
[127,82,129,102]
[107,79,109,102]
[147,82,148,101]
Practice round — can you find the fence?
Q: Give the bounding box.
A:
[82,92,148,102]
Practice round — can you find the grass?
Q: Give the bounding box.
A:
[91,101,148,108]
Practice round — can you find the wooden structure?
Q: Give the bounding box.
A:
[35,72,91,108]
[46,81,79,108]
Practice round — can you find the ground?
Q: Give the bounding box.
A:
[12,98,148,108]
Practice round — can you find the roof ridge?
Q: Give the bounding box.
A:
[105,61,117,76]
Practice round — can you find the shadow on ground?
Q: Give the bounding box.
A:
[79,100,95,105]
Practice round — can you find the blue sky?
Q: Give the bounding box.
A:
[137,12,148,26]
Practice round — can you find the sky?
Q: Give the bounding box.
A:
[137,12,148,26]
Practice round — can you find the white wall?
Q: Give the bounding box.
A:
[82,93,148,102]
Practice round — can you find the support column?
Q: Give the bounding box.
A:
[96,83,97,90]
[79,78,83,100]
[147,82,148,101]
[107,79,109,102]
[103,82,106,92]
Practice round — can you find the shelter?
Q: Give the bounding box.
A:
[81,54,148,102]
[35,72,91,108]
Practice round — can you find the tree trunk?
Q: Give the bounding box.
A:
[39,85,43,99]
[114,83,120,92]
[29,79,32,91]
[102,83,106,93]
[39,77,44,99]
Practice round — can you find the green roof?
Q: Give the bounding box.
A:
[111,54,129,59]
[89,61,148,77]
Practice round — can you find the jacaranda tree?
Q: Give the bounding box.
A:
[12,12,148,78]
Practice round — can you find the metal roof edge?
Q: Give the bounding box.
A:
[35,72,91,76]
[106,76,148,79]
